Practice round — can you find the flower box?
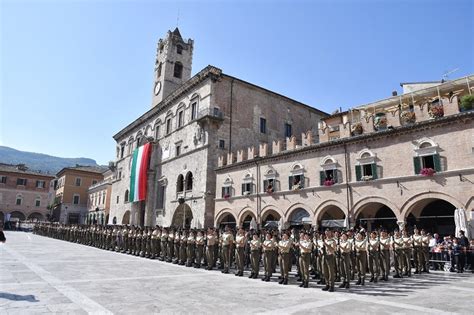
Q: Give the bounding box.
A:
[266,186,274,194]
[223,194,231,200]
[243,191,251,196]
[361,175,373,181]
[420,168,435,177]
[401,111,416,124]
[324,179,335,186]
[351,123,363,135]
[374,115,388,130]
[429,105,444,118]
[292,184,301,191]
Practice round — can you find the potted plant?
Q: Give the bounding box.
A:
[324,179,335,186]
[420,168,435,177]
[460,95,474,112]
[361,175,373,181]
[292,181,301,190]
[429,104,444,118]
[400,111,416,125]
[351,122,363,135]
[266,184,274,194]
[374,114,388,130]
[224,194,231,200]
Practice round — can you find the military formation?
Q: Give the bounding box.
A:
[34,223,436,292]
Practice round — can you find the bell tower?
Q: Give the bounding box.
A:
[151,28,194,107]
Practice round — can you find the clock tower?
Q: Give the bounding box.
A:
[151,28,194,107]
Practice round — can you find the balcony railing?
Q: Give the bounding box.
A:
[196,108,224,121]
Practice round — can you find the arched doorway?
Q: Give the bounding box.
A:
[406,199,456,236]
[262,210,281,229]
[241,213,255,230]
[10,211,26,221]
[172,203,193,228]
[122,211,131,225]
[27,212,44,222]
[355,203,397,231]
[319,206,346,229]
[288,208,311,228]
[218,213,236,229]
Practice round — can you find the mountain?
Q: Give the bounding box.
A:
[0,146,99,175]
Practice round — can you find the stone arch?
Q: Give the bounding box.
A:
[358,148,376,160]
[27,212,44,221]
[122,210,130,225]
[320,155,337,166]
[154,119,162,139]
[284,202,313,219]
[172,203,193,228]
[238,209,256,229]
[145,124,153,137]
[185,171,193,191]
[315,200,348,224]
[465,196,474,211]
[9,211,26,221]
[401,191,464,219]
[353,197,399,231]
[135,131,143,147]
[286,205,313,226]
[353,196,401,219]
[215,210,236,229]
[261,205,284,223]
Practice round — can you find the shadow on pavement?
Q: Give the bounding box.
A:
[0,292,39,302]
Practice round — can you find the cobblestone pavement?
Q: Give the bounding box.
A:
[1,231,473,314]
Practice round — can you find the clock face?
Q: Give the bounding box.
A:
[154,81,162,95]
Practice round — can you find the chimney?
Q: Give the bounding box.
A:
[392,90,398,96]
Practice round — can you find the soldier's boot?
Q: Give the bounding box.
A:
[322,285,329,291]
[345,281,350,289]
[369,276,374,282]
[278,278,284,284]
[355,278,362,285]
[361,278,365,286]
[328,285,334,292]
[335,277,341,282]
[283,277,288,285]
[299,281,304,287]
[248,272,254,279]
[303,281,308,288]
[339,282,346,288]
[374,277,378,283]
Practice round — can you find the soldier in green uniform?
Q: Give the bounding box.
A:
[195,230,205,268]
[186,230,195,267]
[262,231,275,282]
[277,231,291,285]
[379,230,391,281]
[249,233,261,279]
[392,229,404,278]
[234,228,246,276]
[221,226,234,274]
[322,229,337,292]
[298,231,312,288]
[368,231,380,283]
[160,228,168,261]
[354,231,367,286]
[206,228,217,270]
[338,232,352,289]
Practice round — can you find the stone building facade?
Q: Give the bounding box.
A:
[53,166,106,224]
[215,76,474,237]
[0,164,55,223]
[86,169,113,225]
[108,28,327,228]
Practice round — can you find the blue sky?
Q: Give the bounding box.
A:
[1,0,472,165]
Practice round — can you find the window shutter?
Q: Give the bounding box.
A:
[319,171,326,186]
[275,180,280,191]
[242,184,245,195]
[252,184,256,194]
[371,164,378,180]
[263,180,268,192]
[333,169,338,183]
[222,187,225,198]
[355,165,362,181]
[433,154,441,172]
[413,157,421,175]
[288,176,293,190]
[301,176,306,188]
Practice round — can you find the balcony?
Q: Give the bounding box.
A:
[196,108,224,125]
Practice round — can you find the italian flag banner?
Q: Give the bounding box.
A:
[130,142,152,202]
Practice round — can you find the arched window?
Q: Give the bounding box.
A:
[124,190,129,203]
[157,62,162,77]
[356,149,377,181]
[16,194,23,206]
[177,44,183,54]
[135,132,143,148]
[177,174,184,193]
[185,172,193,191]
[174,62,183,78]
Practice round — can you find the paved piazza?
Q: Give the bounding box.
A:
[0,232,473,314]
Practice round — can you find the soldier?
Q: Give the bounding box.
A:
[122,226,129,254]
[186,230,195,267]
[402,229,412,277]
[338,232,352,289]
[206,228,217,270]
[271,231,278,274]
[298,231,312,288]
[277,231,292,285]
[322,229,337,292]
[347,229,356,280]
[151,226,160,259]
[234,228,246,276]
[220,226,234,274]
[172,228,180,263]
[145,228,152,258]
[195,230,205,268]
[412,228,423,274]
[179,230,187,265]
[354,231,367,286]
[421,229,431,273]
[368,231,380,283]
[262,231,275,282]
[249,233,261,279]
[392,229,405,278]
[167,227,175,263]
[160,228,168,261]
[379,230,391,281]
[316,232,326,285]
[311,231,320,280]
